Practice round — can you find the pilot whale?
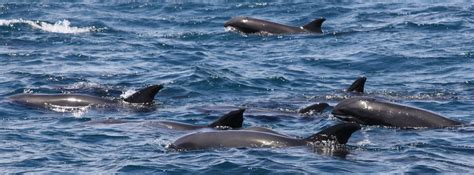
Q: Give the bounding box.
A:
[9,84,163,109]
[297,77,367,115]
[224,16,325,34]
[146,109,245,130]
[88,109,288,134]
[169,123,360,151]
[332,97,462,128]
[346,77,366,93]
[298,102,330,114]
[87,109,245,130]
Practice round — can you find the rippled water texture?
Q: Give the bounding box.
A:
[1,2,473,174]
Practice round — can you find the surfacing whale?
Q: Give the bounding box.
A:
[9,84,163,110]
[298,102,330,114]
[169,123,360,151]
[224,16,325,34]
[86,108,245,131]
[145,109,245,130]
[332,97,462,128]
[297,77,367,115]
[346,77,366,93]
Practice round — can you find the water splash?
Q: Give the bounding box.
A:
[0,19,97,34]
[46,103,90,117]
[120,89,136,99]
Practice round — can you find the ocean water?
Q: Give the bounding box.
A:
[1,1,473,174]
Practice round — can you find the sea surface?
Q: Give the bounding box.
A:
[1,1,473,174]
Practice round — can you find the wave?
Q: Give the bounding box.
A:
[0,19,98,34]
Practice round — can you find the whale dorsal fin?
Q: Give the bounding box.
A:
[347,77,366,93]
[123,84,163,104]
[208,108,245,129]
[298,103,329,114]
[302,18,325,33]
[304,123,361,144]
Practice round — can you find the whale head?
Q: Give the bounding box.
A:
[224,16,261,34]
[331,97,379,125]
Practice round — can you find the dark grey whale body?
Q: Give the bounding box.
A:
[346,77,366,93]
[86,109,245,131]
[332,97,461,128]
[170,123,360,151]
[9,84,163,109]
[297,77,367,115]
[147,109,245,130]
[87,108,286,135]
[298,103,330,114]
[224,16,325,34]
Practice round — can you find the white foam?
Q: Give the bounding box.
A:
[0,19,97,34]
[46,103,90,117]
[356,129,373,146]
[66,82,102,90]
[120,89,136,99]
[224,26,238,32]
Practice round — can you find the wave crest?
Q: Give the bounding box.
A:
[0,19,98,34]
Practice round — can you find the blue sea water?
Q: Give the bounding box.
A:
[0,1,473,173]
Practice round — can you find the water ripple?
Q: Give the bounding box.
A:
[0,1,473,174]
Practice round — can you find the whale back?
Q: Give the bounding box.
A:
[170,130,305,150]
[9,94,113,108]
[225,17,305,34]
[304,123,361,144]
[302,18,325,33]
[347,77,366,93]
[225,16,325,34]
[298,103,330,114]
[208,108,245,129]
[123,84,163,104]
[332,97,461,128]
[151,109,245,130]
[171,123,361,151]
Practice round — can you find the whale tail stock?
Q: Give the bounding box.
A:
[302,18,325,33]
[304,123,361,144]
[347,77,366,93]
[208,108,245,129]
[123,84,164,104]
